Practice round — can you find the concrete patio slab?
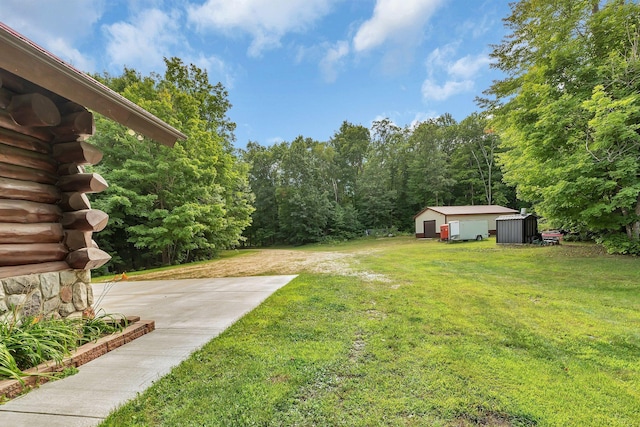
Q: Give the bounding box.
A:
[0,275,297,426]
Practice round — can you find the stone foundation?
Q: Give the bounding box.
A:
[0,270,94,320]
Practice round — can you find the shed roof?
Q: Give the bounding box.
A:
[496,213,537,221]
[414,205,518,218]
[0,22,186,147]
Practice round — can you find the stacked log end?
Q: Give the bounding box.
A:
[0,79,111,278]
[51,111,111,271]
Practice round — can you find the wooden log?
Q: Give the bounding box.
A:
[0,200,62,223]
[0,87,13,109]
[57,163,85,176]
[0,161,58,184]
[0,261,70,280]
[52,141,103,166]
[0,142,58,172]
[57,173,108,193]
[0,223,64,244]
[59,192,92,211]
[61,209,109,232]
[0,127,51,153]
[66,247,111,270]
[64,230,93,251]
[0,69,67,106]
[0,114,54,142]
[0,70,26,94]
[0,176,61,203]
[0,243,68,266]
[50,111,95,138]
[7,93,61,127]
[56,101,87,116]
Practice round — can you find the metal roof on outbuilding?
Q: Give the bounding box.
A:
[496,213,536,221]
[413,205,517,219]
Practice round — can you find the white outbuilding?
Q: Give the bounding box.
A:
[414,205,518,238]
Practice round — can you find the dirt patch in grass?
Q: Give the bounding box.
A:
[450,407,538,427]
[125,249,368,280]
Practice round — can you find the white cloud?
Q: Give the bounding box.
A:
[1,0,105,71]
[421,43,491,102]
[1,0,104,40]
[353,0,445,53]
[47,38,96,72]
[187,0,336,57]
[409,110,438,128]
[425,43,458,70]
[319,41,350,83]
[190,54,237,89]
[448,54,491,79]
[104,8,183,72]
[421,78,473,101]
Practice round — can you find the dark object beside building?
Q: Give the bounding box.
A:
[496,210,539,244]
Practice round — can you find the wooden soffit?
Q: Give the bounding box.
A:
[0,23,186,147]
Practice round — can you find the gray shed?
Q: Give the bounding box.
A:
[496,212,539,244]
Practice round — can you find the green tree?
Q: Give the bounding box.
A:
[452,113,514,206]
[356,161,397,230]
[485,0,640,253]
[328,121,370,205]
[366,119,413,230]
[242,142,282,246]
[275,137,334,244]
[91,58,253,270]
[407,115,457,209]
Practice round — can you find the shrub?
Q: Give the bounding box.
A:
[597,233,640,255]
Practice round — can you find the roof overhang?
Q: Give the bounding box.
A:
[0,22,186,147]
[414,205,519,219]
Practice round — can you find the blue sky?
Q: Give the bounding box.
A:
[2,0,511,148]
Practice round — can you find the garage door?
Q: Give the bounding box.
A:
[423,220,436,238]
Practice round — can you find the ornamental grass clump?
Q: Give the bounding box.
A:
[0,342,22,382]
[78,309,126,346]
[0,305,126,383]
[0,313,79,383]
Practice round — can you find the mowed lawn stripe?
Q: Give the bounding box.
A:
[101,237,640,426]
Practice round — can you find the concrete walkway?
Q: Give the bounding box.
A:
[0,275,297,427]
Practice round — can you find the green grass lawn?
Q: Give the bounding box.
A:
[101,237,640,426]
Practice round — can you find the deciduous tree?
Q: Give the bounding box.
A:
[91,58,253,270]
[485,0,640,253]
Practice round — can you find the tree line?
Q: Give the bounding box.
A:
[88,0,640,273]
[241,115,516,246]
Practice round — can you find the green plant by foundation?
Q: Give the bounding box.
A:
[78,309,126,346]
[0,305,127,382]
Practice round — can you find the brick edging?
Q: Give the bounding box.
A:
[0,318,155,400]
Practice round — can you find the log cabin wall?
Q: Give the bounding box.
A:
[0,68,110,319]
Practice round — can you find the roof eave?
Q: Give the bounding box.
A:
[0,23,186,147]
